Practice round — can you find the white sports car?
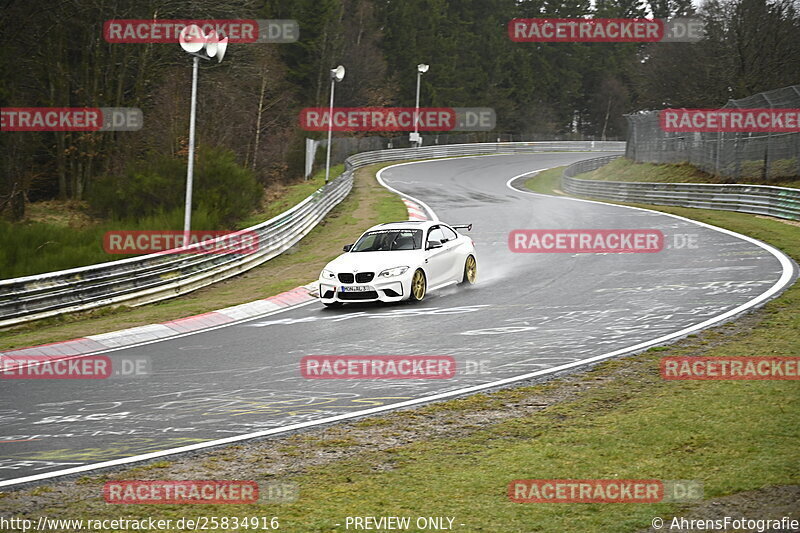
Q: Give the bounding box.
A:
[318,220,477,306]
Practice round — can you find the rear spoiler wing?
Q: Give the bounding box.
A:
[451,224,472,231]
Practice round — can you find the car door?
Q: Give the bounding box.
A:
[424,226,451,286]
[438,225,464,282]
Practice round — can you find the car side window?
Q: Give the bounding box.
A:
[427,227,445,245]
[440,226,458,243]
[391,230,421,250]
[412,230,423,249]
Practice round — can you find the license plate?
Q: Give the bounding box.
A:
[340,285,371,292]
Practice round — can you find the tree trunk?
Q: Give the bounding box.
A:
[252,68,268,171]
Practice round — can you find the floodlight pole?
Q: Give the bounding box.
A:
[183,55,199,243]
[179,25,227,248]
[325,66,345,183]
[325,77,336,183]
[414,71,422,147]
[413,64,428,148]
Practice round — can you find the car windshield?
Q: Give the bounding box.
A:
[351,229,422,252]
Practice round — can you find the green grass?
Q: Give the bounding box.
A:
[237,164,345,229]
[524,167,566,195]
[277,373,796,532]
[0,166,347,279]
[575,157,800,188]
[0,207,224,278]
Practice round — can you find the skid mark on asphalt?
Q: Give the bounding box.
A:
[242,305,491,328]
[0,459,85,472]
[0,394,416,469]
[3,438,210,462]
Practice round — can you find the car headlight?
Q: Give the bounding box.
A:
[378,266,409,278]
[321,269,336,280]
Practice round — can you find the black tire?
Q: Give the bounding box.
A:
[409,269,427,301]
[323,301,343,308]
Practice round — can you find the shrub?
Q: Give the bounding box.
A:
[89,146,261,226]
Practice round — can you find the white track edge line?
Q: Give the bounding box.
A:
[2,153,792,489]
[376,162,440,221]
[0,300,318,364]
[505,168,796,317]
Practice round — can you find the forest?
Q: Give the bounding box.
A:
[1,0,798,222]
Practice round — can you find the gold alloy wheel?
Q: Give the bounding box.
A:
[411,269,426,300]
[465,255,477,284]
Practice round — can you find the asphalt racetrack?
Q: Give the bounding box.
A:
[1,151,795,487]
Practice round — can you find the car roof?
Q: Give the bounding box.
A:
[366,220,437,231]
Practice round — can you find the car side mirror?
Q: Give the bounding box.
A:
[426,240,443,250]
[343,244,353,252]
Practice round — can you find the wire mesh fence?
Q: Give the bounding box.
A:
[625,85,800,181]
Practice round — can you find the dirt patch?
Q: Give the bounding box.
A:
[260,181,290,208]
[23,200,95,228]
[639,485,800,532]
[756,214,800,228]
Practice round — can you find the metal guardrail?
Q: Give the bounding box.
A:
[0,141,625,327]
[345,141,625,168]
[0,176,352,327]
[562,155,800,221]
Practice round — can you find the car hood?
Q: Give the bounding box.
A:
[324,250,422,273]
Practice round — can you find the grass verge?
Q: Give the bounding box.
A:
[0,162,406,350]
[0,166,347,279]
[237,165,345,229]
[2,163,797,532]
[574,157,800,188]
[0,205,233,279]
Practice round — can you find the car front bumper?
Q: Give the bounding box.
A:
[318,272,413,303]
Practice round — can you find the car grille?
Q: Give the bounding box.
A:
[356,272,374,283]
[337,272,374,284]
[337,291,378,300]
